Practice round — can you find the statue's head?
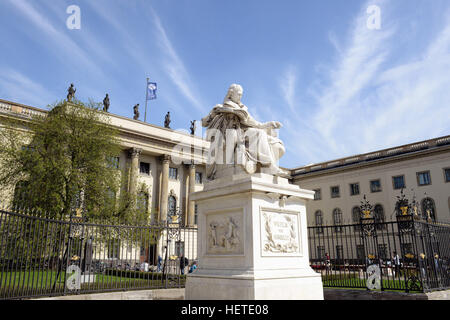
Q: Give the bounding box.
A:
[224,84,243,104]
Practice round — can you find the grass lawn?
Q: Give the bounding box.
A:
[321,274,422,293]
[0,270,185,298]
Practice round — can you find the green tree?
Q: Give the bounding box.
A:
[0,99,122,220]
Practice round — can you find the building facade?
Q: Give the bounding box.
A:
[0,98,209,263]
[291,136,450,227]
[1,98,449,265]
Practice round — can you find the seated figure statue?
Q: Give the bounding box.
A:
[202,84,286,180]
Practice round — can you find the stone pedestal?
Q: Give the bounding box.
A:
[185,172,324,300]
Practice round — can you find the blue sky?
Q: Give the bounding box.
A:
[0,0,449,168]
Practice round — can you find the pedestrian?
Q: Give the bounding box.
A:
[157,255,162,272]
[325,253,331,275]
[180,255,189,275]
[189,261,198,273]
[434,253,441,280]
[393,251,401,278]
[419,253,427,280]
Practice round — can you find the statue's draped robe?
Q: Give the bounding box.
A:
[202,100,285,179]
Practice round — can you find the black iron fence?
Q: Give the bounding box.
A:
[0,208,197,300]
[308,218,450,293]
[2,204,449,299]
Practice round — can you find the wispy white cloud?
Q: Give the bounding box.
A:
[0,69,56,107]
[86,1,206,117]
[7,0,105,79]
[148,8,206,114]
[279,65,297,114]
[278,0,450,168]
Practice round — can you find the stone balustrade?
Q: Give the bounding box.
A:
[292,134,450,176]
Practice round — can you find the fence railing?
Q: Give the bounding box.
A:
[308,219,450,293]
[2,206,449,299]
[0,209,197,300]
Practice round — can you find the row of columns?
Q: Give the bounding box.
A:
[127,148,197,226]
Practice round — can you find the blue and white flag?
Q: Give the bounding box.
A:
[147,82,157,100]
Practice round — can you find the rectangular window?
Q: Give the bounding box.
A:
[330,186,340,198]
[377,244,388,260]
[356,245,365,261]
[392,175,405,190]
[195,172,203,184]
[169,167,178,180]
[317,246,325,260]
[370,179,382,193]
[139,162,150,175]
[417,171,431,186]
[350,183,360,196]
[107,156,120,169]
[175,241,185,257]
[194,204,198,225]
[443,168,450,183]
[313,189,321,200]
[107,239,120,259]
[336,245,344,261]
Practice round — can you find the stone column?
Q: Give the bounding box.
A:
[159,155,170,222]
[188,164,196,226]
[127,147,142,197]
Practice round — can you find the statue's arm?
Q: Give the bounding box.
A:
[243,107,282,130]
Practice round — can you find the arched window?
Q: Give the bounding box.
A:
[352,206,361,231]
[315,210,323,226]
[421,197,436,222]
[352,206,361,223]
[168,195,177,216]
[333,208,343,233]
[374,204,385,230]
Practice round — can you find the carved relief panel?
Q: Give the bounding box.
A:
[205,209,244,256]
[260,207,302,257]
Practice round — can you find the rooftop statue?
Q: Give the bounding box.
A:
[202,84,285,180]
[164,112,171,128]
[67,83,76,102]
[133,104,140,120]
[190,120,196,135]
[103,94,110,112]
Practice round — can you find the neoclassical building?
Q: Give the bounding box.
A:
[1,97,449,264]
[291,136,450,226]
[0,98,208,225]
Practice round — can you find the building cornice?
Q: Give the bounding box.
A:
[0,98,209,164]
[292,137,450,181]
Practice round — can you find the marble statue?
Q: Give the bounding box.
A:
[164,112,171,128]
[67,83,76,102]
[201,84,285,179]
[133,104,140,120]
[103,94,110,112]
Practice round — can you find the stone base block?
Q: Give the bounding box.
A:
[186,271,324,300]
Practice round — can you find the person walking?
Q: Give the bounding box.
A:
[157,255,162,272]
[325,253,331,276]
[393,251,401,278]
[180,255,189,275]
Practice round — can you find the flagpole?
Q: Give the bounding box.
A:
[144,77,149,123]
